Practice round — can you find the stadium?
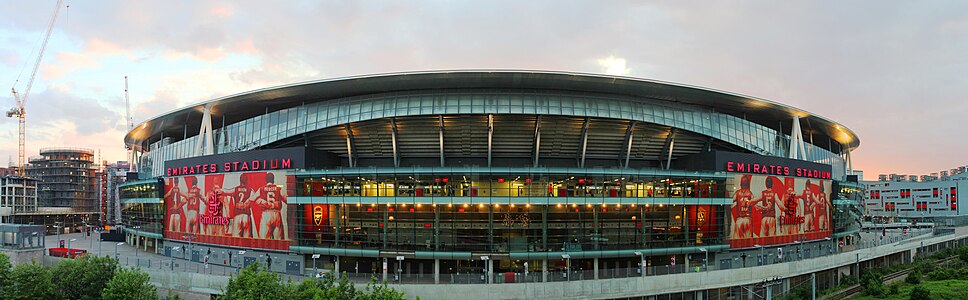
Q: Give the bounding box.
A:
[119,70,864,284]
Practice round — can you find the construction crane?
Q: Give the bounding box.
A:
[8,0,66,176]
[124,76,137,172]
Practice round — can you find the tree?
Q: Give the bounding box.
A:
[290,272,360,300]
[50,255,119,300]
[0,253,12,299]
[102,267,158,300]
[7,263,53,300]
[359,277,407,300]
[222,264,291,300]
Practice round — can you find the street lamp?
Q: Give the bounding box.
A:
[561,254,571,282]
[171,246,181,270]
[480,256,489,284]
[754,244,764,265]
[699,248,708,271]
[634,251,645,277]
[312,254,321,275]
[115,242,125,261]
[132,226,142,257]
[54,222,63,248]
[182,234,197,261]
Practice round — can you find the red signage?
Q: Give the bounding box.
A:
[166,158,292,176]
[201,191,230,225]
[726,161,831,179]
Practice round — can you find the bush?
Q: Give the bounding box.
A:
[906,269,922,284]
[103,267,158,300]
[959,246,968,264]
[223,266,407,300]
[861,271,885,297]
[927,267,955,281]
[888,283,900,295]
[909,285,930,300]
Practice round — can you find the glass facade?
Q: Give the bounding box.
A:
[292,169,729,254]
[139,91,849,180]
[119,180,164,236]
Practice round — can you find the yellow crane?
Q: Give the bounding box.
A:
[8,0,66,176]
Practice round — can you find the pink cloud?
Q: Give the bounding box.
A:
[40,52,99,80]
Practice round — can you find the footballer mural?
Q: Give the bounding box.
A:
[729,174,831,248]
[164,170,293,250]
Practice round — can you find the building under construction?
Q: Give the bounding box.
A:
[9,147,101,233]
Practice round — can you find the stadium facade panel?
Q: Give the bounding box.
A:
[119,70,863,281]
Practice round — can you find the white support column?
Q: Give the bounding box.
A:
[533,116,542,168]
[194,104,215,156]
[578,117,591,168]
[622,121,636,168]
[434,259,440,284]
[438,115,445,167]
[666,139,675,170]
[344,124,355,168]
[390,118,400,168]
[542,259,548,282]
[788,116,807,160]
[335,256,340,278]
[487,114,494,167]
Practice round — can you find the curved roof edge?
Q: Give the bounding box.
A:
[125,70,859,152]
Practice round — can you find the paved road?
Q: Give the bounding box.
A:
[38,226,938,283]
[44,232,243,277]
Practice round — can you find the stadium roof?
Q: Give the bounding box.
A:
[124,70,859,152]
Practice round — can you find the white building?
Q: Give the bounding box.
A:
[864,169,968,225]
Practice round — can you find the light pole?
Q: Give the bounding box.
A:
[54,222,63,248]
[754,244,764,265]
[68,238,77,256]
[89,226,95,250]
[171,246,181,270]
[312,254,320,276]
[634,251,645,277]
[132,226,141,257]
[561,254,571,282]
[182,234,196,261]
[699,248,708,271]
[238,250,246,272]
[115,242,124,261]
[96,229,103,256]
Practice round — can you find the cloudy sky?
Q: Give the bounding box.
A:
[1,1,966,178]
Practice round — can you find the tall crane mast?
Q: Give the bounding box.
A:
[125,76,138,172]
[8,0,66,176]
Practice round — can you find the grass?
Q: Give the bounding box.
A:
[852,279,968,300]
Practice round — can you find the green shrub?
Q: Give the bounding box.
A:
[927,267,955,281]
[888,283,900,295]
[906,269,922,284]
[861,271,885,296]
[909,285,930,300]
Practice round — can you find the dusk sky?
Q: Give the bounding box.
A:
[1,1,966,178]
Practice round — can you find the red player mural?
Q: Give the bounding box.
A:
[730,174,831,248]
[164,171,291,250]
